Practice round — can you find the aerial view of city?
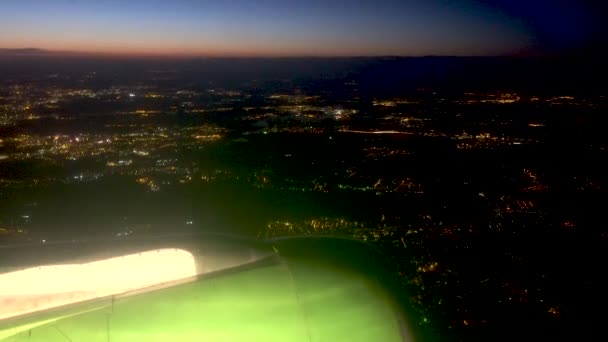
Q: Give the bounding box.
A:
[1,1,606,341]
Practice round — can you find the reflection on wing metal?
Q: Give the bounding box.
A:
[0,249,197,320]
[0,234,275,321]
[0,234,414,341]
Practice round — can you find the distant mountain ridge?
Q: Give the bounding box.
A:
[0,48,52,55]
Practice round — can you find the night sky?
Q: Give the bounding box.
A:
[0,0,602,57]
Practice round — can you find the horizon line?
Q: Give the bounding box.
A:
[0,47,540,59]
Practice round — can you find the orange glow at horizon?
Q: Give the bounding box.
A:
[2,42,418,58]
[2,31,482,58]
[0,0,537,58]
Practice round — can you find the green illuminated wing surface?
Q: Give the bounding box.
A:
[1,238,413,341]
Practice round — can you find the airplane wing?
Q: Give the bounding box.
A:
[1,236,414,341]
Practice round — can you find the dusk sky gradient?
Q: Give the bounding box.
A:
[0,0,600,57]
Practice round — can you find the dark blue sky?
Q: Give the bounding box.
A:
[0,0,599,56]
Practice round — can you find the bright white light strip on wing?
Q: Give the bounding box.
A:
[0,248,197,320]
